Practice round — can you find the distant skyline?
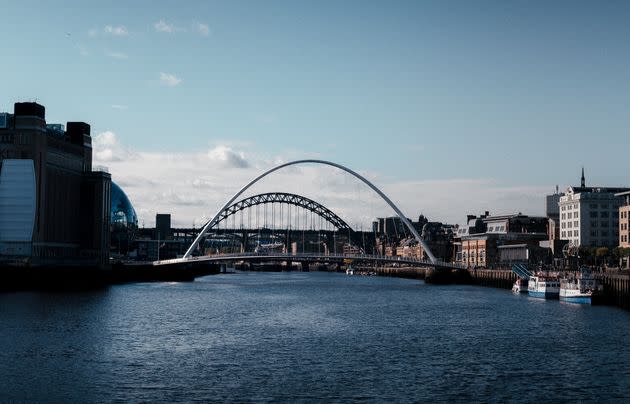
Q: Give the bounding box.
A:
[2,1,629,227]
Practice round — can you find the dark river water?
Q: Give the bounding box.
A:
[1,271,629,402]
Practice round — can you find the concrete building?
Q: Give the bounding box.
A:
[558,171,629,248]
[617,191,630,248]
[0,102,110,268]
[617,191,630,268]
[155,213,172,240]
[545,187,565,257]
[459,213,548,268]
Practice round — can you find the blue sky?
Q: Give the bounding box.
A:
[2,1,629,226]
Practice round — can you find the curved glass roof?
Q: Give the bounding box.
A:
[111,182,138,228]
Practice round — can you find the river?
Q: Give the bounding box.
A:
[1,271,629,402]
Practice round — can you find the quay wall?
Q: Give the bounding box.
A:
[600,274,630,311]
[362,265,630,311]
[468,269,516,290]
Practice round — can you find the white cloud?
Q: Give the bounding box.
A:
[207,146,250,168]
[195,23,210,36]
[159,72,182,86]
[92,131,133,162]
[111,104,128,110]
[154,20,176,33]
[105,50,128,59]
[104,25,128,36]
[92,134,550,229]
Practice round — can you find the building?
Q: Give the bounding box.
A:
[0,102,111,268]
[459,212,548,268]
[111,182,138,256]
[544,187,565,257]
[375,215,454,261]
[558,170,629,248]
[617,191,630,268]
[155,213,172,240]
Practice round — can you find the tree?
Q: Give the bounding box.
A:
[596,247,609,257]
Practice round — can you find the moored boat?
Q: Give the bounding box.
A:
[560,270,604,304]
[528,275,560,299]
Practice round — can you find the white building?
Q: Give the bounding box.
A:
[559,186,629,248]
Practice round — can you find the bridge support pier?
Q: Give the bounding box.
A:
[301,262,310,272]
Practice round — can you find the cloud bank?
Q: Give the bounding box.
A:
[93,132,548,229]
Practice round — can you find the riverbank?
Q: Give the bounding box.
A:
[0,261,221,292]
[353,265,630,311]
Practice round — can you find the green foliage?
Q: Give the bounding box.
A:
[578,246,591,257]
[595,247,609,257]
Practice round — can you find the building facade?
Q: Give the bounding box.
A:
[0,102,111,268]
[459,213,548,268]
[617,191,630,248]
[559,186,629,248]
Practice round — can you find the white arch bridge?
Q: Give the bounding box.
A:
[157,159,459,269]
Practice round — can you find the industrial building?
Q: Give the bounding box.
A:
[0,102,111,269]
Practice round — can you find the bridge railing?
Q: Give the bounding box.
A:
[156,252,465,269]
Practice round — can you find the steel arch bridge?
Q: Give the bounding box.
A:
[208,192,352,232]
[182,159,438,264]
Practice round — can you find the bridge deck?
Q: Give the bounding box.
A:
[155,253,463,269]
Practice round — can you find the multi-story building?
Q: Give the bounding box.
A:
[459,213,548,268]
[558,171,629,248]
[617,191,630,248]
[545,187,565,256]
[0,102,111,268]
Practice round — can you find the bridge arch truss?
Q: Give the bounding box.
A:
[208,192,352,231]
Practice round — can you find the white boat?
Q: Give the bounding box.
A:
[560,270,603,304]
[512,277,528,293]
[346,266,354,275]
[528,275,560,299]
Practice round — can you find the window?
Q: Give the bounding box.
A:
[568,231,573,237]
[568,212,573,219]
[590,211,598,218]
[590,203,598,209]
[574,220,579,227]
[574,230,579,237]
[602,231,609,237]
[601,204,609,209]
[600,211,609,218]
[591,221,598,228]
[591,230,597,237]
[568,222,573,228]
[561,231,566,238]
[574,211,579,218]
[601,221,609,227]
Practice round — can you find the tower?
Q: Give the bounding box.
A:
[581,167,585,188]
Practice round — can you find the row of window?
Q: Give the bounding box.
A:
[621,223,629,231]
[621,235,629,243]
[590,230,610,237]
[561,230,580,238]
[621,211,630,219]
[561,221,580,229]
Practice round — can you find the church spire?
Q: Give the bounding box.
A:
[581,167,585,187]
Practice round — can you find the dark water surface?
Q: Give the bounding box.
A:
[1,271,629,402]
